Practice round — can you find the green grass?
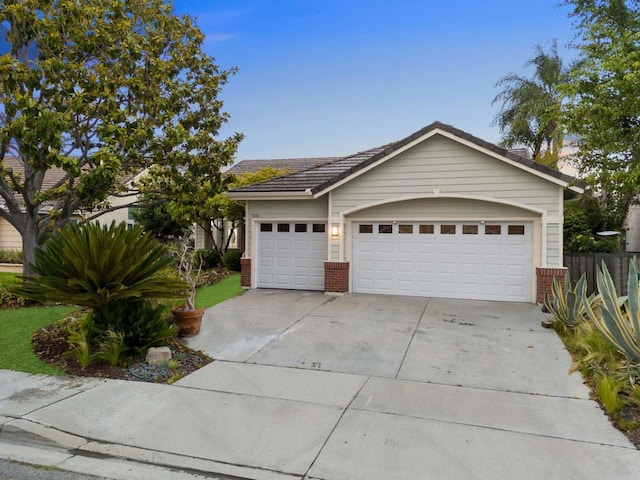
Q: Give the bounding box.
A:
[0,305,75,375]
[195,273,243,309]
[0,272,18,287]
[0,273,242,375]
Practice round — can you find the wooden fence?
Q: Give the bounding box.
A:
[563,253,640,295]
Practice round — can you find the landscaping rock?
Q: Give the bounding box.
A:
[146,347,172,366]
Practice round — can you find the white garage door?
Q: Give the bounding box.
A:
[353,221,533,301]
[257,222,327,290]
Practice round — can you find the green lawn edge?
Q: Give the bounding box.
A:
[0,273,242,375]
[0,305,75,375]
[195,273,243,309]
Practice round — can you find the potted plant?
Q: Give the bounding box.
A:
[171,244,205,337]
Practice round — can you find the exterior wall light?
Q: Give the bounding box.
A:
[331,224,340,237]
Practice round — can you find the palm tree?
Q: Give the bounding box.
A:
[492,41,570,169]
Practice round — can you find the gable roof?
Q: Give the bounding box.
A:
[227,157,339,175]
[228,121,581,199]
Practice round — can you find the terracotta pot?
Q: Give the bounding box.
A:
[171,306,205,337]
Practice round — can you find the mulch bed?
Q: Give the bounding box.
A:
[32,320,212,383]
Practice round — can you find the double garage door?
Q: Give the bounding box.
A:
[353,221,533,302]
[256,220,533,301]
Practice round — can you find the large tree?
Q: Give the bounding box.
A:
[492,41,571,168]
[0,0,242,273]
[139,164,287,255]
[562,0,640,231]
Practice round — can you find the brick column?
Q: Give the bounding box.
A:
[240,258,251,288]
[324,262,349,294]
[536,267,567,303]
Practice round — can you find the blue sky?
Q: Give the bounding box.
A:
[178,1,577,159]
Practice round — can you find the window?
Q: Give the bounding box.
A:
[462,225,478,235]
[312,223,326,233]
[508,225,525,235]
[485,225,501,235]
[277,223,290,233]
[399,224,413,234]
[127,207,138,220]
[378,224,393,234]
[294,223,307,233]
[260,223,273,232]
[440,224,456,235]
[359,224,373,234]
[419,224,434,234]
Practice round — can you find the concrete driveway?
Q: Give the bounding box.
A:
[2,290,638,480]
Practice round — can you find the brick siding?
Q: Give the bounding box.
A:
[536,267,567,303]
[324,262,349,293]
[240,258,251,288]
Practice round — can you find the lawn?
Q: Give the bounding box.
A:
[195,273,243,309]
[0,272,18,286]
[0,273,242,376]
[0,305,75,375]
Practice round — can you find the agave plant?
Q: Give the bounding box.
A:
[544,273,592,327]
[583,258,640,363]
[12,221,186,308]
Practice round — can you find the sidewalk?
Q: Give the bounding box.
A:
[1,363,638,480]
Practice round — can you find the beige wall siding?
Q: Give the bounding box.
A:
[350,197,539,220]
[0,218,22,250]
[330,135,562,266]
[90,194,137,227]
[546,223,561,266]
[245,198,328,256]
[331,136,561,218]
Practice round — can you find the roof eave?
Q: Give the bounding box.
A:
[226,190,314,201]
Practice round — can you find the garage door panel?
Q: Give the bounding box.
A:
[418,243,436,254]
[353,221,533,302]
[257,222,327,291]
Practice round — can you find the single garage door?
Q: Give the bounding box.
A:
[257,222,327,290]
[353,221,533,301]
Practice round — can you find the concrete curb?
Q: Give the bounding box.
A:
[0,419,295,480]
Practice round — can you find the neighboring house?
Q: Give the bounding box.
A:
[0,157,78,252]
[228,121,582,303]
[193,156,339,251]
[0,157,139,251]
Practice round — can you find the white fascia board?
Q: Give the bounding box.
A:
[226,191,313,201]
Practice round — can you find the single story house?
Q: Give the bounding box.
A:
[228,121,582,303]
[0,157,139,253]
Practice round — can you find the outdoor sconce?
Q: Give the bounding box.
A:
[331,224,340,237]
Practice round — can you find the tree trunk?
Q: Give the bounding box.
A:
[21,216,40,276]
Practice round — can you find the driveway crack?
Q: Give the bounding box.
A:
[394,298,431,378]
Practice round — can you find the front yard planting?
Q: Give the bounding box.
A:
[1,222,243,383]
[0,306,74,375]
[546,262,640,448]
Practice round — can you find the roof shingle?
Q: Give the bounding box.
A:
[229,121,577,195]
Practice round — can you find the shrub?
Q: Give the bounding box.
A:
[196,249,221,269]
[0,250,22,264]
[223,248,242,272]
[583,257,640,362]
[11,221,186,308]
[544,274,591,328]
[91,300,177,357]
[12,222,186,366]
[595,374,627,414]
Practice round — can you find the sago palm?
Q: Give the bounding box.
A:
[12,221,186,308]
